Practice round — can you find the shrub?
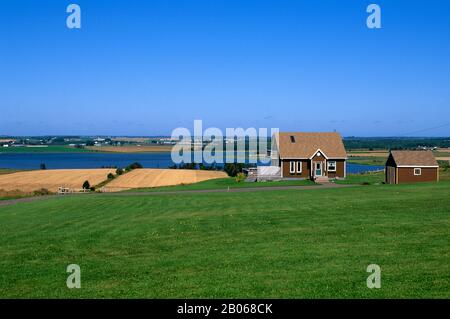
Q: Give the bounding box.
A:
[127,162,143,170]
[82,180,90,190]
[33,188,51,196]
[90,186,96,191]
[235,172,246,183]
[224,163,255,177]
[116,168,124,175]
[40,163,46,170]
[438,160,449,171]
[107,173,115,179]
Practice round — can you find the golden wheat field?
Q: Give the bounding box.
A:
[0,169,115,192]
[105,169,228,190]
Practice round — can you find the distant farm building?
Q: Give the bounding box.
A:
[385,150,439,184]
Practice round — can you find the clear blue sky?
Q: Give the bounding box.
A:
[1,0,449,136]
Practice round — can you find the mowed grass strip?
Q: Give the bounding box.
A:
[126,177,316,192]
[0,181,449,298]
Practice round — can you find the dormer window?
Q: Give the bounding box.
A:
[290,136,295,143]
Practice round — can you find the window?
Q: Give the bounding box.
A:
[289,161,295,174]
[414,168,422,176]
[290,135,296,143]
[327,161,337,172]
[296,161,302,173]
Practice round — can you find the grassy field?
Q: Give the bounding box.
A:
[0,180,449,298]
[86,145,173,153]
[335,172,385,185]
[347,156,387,166]
[0,169,22,175]
[125,177,316,192]
[0,146,94,153]
[0,190,31,201]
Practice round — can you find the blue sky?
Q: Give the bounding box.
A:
[1,0,449,136]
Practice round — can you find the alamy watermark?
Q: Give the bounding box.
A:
[366,264,381,289]
[366,4,382,29]
[170,120,278,165]
[66,264,81,289]
[66,4,81,29]
[64,4,382,31]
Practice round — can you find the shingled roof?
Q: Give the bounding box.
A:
[389,150,439,167]
[274,132,347,159]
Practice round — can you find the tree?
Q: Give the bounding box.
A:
[235,172,246,183]
[82,180,90,190]
[127,162,143,170]
[107,173,115,179]
[224,163,243,177]
[40,163,46,170]
[224,163,255,177]
[116,168,124,175]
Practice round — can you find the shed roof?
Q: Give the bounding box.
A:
[274,132,347,159]
[389,150,438,167]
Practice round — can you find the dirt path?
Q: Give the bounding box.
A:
[117,182,353,196]
[0,195,56,207]
[0,183,354,207]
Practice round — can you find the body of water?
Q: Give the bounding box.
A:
[0,152,384,174]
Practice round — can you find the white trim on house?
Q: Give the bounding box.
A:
[313,161,323,177]
[327,160,337,172]
[289,161,295,174]
[280,156,347,160]
[296,161,302,173]
[309,149,329,160]
[397,165,439,168]
[344,160,347,178]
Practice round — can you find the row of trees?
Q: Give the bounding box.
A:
[82,162,143,190]
[168,162,255,177]
[344,138,450,150]
[168,163,220,170]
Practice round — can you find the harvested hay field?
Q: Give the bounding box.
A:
[87,145,173,153]
[105,169,228,190]
[0,169,115,192]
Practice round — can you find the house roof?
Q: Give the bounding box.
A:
[390,150,439,167]
[274,132,347,159]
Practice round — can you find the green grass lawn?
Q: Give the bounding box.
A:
[439,168,450,180]
[347,156,387,166]
[0,168,23,175]
[435,151,450,157]
[127,177,316,192]
[0,146,95,153]
[0,180,449,298]
[335,172,385,185]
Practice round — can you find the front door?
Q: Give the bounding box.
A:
[314,162,322,177]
